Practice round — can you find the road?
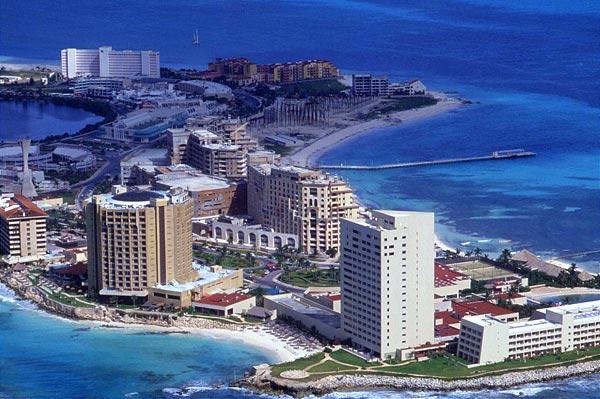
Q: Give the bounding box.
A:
[74,135,166,210]
[233,89,262,110]
[255,269,306,295]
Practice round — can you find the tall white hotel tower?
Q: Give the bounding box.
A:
[61,46,160,79]
[340,210,434,359]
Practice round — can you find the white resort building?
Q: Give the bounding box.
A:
[340,210,435,359]
[458,300,600,365]
[61,46,160,79]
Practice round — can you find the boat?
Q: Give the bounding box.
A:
[192,29,200,45]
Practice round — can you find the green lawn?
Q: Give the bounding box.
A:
[308,360,356,373]
[374,348,600,379]
[49,293,94,308]
[277,79,347,98]
[330,350,381,368]
[360,96,438,120]
[273,347,600,381]
[280,269,339,288]
[195,252,251,269]
[271,352,326,377]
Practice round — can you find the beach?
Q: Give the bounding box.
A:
[86,319,315,364]
[0,268,322,366]
[282,93,466,255]
[284,94,464,168]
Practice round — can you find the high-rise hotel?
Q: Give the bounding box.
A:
[247,165,358,255]
[340,210,434,358]
[61,46,160,79]
[86,186,197,298]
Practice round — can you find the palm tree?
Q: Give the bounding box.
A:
[497,249,512,267]
[325,247,338,258]
[245,252,256,268]
[249,287,266,306]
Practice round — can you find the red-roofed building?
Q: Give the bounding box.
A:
[193,292,256,316]
[434,263,471,299]
[490,292,527,306]
[434,310,461,340]
[54,262,88,276]
[451,300,519,322]
[0,193,48,261]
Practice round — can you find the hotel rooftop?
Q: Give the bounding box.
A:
[92,187,188,210]
[154,169,232,192]
[151,263,236,293]
[435,263,470,288]
[0,193,47,220]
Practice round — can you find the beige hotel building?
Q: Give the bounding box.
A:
[247,164,358,255]
[0,193,48,261]
[340,210,435,359]
[86,186,197,297]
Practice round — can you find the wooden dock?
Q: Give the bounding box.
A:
[318,150,536,171]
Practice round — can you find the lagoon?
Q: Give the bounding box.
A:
[0,100,103,141]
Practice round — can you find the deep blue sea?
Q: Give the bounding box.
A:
[1,0,599,397]
[0,100,103,141]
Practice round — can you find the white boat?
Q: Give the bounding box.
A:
[192,29,200,45]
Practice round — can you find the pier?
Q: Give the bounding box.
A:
[318,149,536,171]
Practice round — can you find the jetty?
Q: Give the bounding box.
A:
[318,149,535,171]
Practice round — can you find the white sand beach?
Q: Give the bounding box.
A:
[89,319,320,364]
[285,95,463,168]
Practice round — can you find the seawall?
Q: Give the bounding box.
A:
[238,360,600,397]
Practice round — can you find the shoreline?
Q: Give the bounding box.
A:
[240,360,600,397]
[0,276,315,365]
[282,94,599,275]
[284,93,463,168]
[84,319,299,364]
[236,356,600,398]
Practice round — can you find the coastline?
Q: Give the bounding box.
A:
[282,95,598,275]
[84,320,301,364]
[284,93,464,168]
[240,360,600,397]
[0,276,315,365]
[282,94,465,256]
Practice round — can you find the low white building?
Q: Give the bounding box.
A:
[458,300,600,365]
[120,148,169,185]
[211,216,299,251]
[264,293,346,341]
[52,146,97,171]
[391,79,427,95]
[193,292,256,316]
[177,80,233,100]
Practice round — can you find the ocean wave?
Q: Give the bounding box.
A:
[163,385,291,398]
[0,283,17,303]
[162,385,217,397]
[497,385,551,397]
